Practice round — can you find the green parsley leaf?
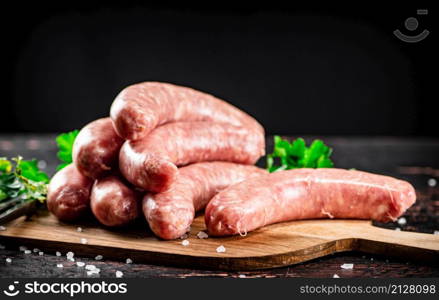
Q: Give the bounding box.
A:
[56,130,79,170]
[16,159,49,184]
[266,136,334,172]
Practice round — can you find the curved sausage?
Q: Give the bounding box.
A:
[72,118,124,179]
[205,168,417,236]
[143,162,267,240]
[119,122,265,192]
[90,175,141,227]
[47,164,93,222]
[110,82,264,141]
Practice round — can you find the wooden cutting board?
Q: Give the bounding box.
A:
[1,210,438,270]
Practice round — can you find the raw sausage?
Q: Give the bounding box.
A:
[143,162,267,239]
[205,168,416,236]
[90,175,141,227]
[47,164,93,222]
[110,82,264,141]
[119,122,265,192]
[73,118,124,179]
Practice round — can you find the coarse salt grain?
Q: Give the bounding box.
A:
[57,264,63,268]
[197,231,208,239]
[428,178,437,187]
[0,244,5,250]
[238,274,246,278]
[33,248,40,253]
[85,265,96,271]
[66,251,74,258]
[87,271,100,276]
[116,271,123,278]
[24,250,31,254]
[80,238,88,244]
[341,263,354,270]
[19,246,27,251]
[76,262,85,267]
[126,258,133,264]
[397,217,407,225]
[39,252,44,256]
[0,226,6,231]
[56,251,61,257]
[333,274,340,278]
[182,240,190,246]
[68,257,75,262]
[6,258,12,263]
[216,245,226,253]
[95,255,103,261]
[434,231,439,235]
[77,227,83,232]
[395,227,401,231]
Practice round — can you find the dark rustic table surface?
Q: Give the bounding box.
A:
[0,134,438,278]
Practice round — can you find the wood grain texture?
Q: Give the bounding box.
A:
[1,209,438,270]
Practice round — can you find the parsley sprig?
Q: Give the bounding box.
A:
[266,136,334,173]
[0,156,49,203]
[56,130,79,170]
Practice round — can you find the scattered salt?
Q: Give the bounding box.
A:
[397,218,407,225]
[238,274,246,278]
[371,258,374,261]
[33,248,40,253]
[66,251,74,258]
[6,258,12,263]
[428,178,437,187]
[333,274,340,278]
[87,270,100,276]
[85,264,96,271]
[38,252,44,256]
[126,258,133,264]
[95,255,103,261]
[197,231,209,239]
[116,270,123,278]
[56,251,61,257]
[24,250,31,254]
[68,257,75,262]
[77,227,83,232]
[434,230,439,235]
[395,227,401,231]
[80,238,88,245]
[180,233,188,240]
[19,246,27,251]
[57,264,63,268]
[76,262,85,267]
[341,263,354,270]
[182,240,190,246]
[216,245,226,253]
[0,226,6,231]
[0,244,5,250]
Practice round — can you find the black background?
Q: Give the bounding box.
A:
[1,3,436,136]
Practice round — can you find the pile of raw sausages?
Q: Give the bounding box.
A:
[47,82,417,240]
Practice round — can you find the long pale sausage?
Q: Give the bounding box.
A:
[73,118,124,179]
[205,168,417,236]
[110,82,264,141]
[143,162,267,240]
[90,175,142,227]
[47,164,93,221]
[119,122,265,192]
